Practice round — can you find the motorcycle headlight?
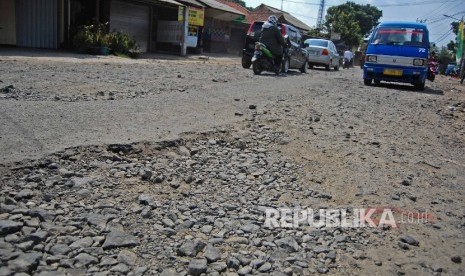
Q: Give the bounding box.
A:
[413,59,425,66]
[366,55,377,62]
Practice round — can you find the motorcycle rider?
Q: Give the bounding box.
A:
[343,48,353,67]
[259,15,286,72]
[428,51,439,78]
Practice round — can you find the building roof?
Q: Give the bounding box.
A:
[150,0,185,6]
[251,4,311,32]
[216,0,253,23]
[176,0,204,7]
[197,0,244,16]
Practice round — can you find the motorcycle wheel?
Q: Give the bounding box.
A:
[241,55,252,69]
[252,62,262,75]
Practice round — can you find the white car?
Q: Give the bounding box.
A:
[304,39,340,70]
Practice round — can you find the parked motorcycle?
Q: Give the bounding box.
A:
[427,60,438,82]
[251,36,290,75]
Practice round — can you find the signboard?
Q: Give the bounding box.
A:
[178,6,204,26]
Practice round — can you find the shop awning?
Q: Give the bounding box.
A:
[197,0,244,21]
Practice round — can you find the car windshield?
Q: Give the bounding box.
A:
[306,39,328,47]
[371,27,427,46]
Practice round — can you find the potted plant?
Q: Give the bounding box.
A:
[95,31,111,55]
[72,25,94,54]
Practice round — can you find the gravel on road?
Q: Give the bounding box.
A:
[0,50,464,275]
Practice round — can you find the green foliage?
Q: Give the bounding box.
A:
[72,22,140,58]
[438,46,455,67]
[72,26,94,53]
[446,22,460,54]
[451,21,460,35]
[324,1,382,47]
[307,28,329,39]
[228,0,252,10]
[109,31,140,57]
[72,22,110,50]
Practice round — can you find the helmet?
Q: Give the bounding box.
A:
[268,15,278,26]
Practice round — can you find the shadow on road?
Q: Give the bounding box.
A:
[372,82,444,95]
[250,70,307,77]
[0,46,98,60]
[0,46,240,62]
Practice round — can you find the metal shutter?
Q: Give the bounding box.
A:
[15,0,58,49]
[110,0,150,52]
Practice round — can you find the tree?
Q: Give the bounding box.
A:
[228,0,252,10]
[438,46,455,71]
[324,1,382,47]
[447,21,460,54]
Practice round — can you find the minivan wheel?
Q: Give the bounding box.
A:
[364,78,372,85]
[414,81,425,91]
[241,56,252,69]
[300,61,308,73]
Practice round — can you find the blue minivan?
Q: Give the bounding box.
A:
[363,21,429,90]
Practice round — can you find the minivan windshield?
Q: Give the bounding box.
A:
[371,27,427,47]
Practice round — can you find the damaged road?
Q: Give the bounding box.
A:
[0,50,464,275]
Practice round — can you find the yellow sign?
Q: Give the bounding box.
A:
[178,6,204,26]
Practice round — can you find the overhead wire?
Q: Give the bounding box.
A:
[276,0,463,44]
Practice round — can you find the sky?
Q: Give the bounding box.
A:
[243,0,465,48]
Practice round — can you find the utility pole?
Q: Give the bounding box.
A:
[181,6,189,57]
[317,0,325,29]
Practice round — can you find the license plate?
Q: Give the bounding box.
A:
[383,69,403,76]
[307,50,317,55]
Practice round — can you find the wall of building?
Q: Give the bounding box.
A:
[0,0,16,45]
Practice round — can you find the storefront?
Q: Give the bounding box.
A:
[110,1,151,52]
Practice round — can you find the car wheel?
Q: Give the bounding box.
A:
[281,58,290,73]
[334,65,339,71]
[374,80,381,85]
[308,64,313,69]
[325,63,330,70]
[364,78,372,85]
[252,62,262,75]
[241,55,251,69]
[300,61,308,73]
